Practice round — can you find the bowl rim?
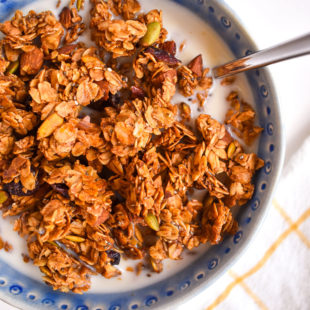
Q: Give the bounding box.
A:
[0,0,285,309]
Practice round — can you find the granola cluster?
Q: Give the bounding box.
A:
[0,0,264,294]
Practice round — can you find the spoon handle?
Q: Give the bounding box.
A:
[213,33,310,78]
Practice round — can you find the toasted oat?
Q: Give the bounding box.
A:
[0,0,264,294]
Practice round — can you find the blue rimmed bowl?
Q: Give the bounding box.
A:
[0,0,284,309]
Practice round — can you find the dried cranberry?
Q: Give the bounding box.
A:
[144,47,181,66]
[3,181,38,196]
[130,86,145,99]
[106,250,121,265]
[51,183,69,198]
[57,44,78,55]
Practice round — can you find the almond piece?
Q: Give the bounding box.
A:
[160,40,176,55]
[37,113,64,139]
[153,69,177,87]
[59,7,72,29]
[20,47,43,75]
[188,54,203,77]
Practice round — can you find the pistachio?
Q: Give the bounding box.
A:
[76,0,82,11]
[141,22,161,46]
[64,235,85,242]
[0,191,8,204]
[37,113,64,139]
[6,60,19,74]
[144,213,159,231]
[227,142,236,159]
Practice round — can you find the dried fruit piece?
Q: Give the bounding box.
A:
[0,191,8,204]
[106,250,121,265]
[141,22,161,46]
[6,60,19,74]
[144,213,159,231]
[37,113,64,139]
[3,180,38,196]
[57,44,78,55]
[188,54,203,77]
[145,47,181,66]
[130,86,145,99]
[51,183,69,198]
[64,235,85,242]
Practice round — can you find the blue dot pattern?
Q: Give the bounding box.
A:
[9,285,23,295]
[233,231,243,244]
[145,296,158,307]
[208,258,219,270]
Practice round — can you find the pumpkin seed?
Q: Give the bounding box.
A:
[6,60,19,74]
[76,0,82,11]
[141,22,161,46]
[144,213,159,231]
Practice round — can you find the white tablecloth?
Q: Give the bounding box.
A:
[1,0,310,309]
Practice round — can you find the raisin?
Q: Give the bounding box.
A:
[50,183,69,198]
[130,86,145,99]
[3,181,38,196]
[106,250,121,265]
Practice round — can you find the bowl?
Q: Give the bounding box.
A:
[0,0,284,309]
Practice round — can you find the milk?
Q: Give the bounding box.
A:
[0,0,255,292]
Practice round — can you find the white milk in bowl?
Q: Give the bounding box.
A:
[0,0,256,293]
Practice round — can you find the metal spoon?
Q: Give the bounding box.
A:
[212,33,310,79]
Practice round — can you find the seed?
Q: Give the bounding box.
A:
[141,22,161,46]
[76,0,82,11]
[144,213,159,231]
[64,235,85,242]
[6,60,19,74]
[227,142,236,159]
[0,191,8,204]
[37,113,64,139]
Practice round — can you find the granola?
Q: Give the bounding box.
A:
[0,0,264,294]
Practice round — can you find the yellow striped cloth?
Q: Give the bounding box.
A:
[180,136,310,310]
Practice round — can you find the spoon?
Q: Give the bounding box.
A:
[212,33,310,79]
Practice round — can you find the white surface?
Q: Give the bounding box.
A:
[1,0,310,309]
